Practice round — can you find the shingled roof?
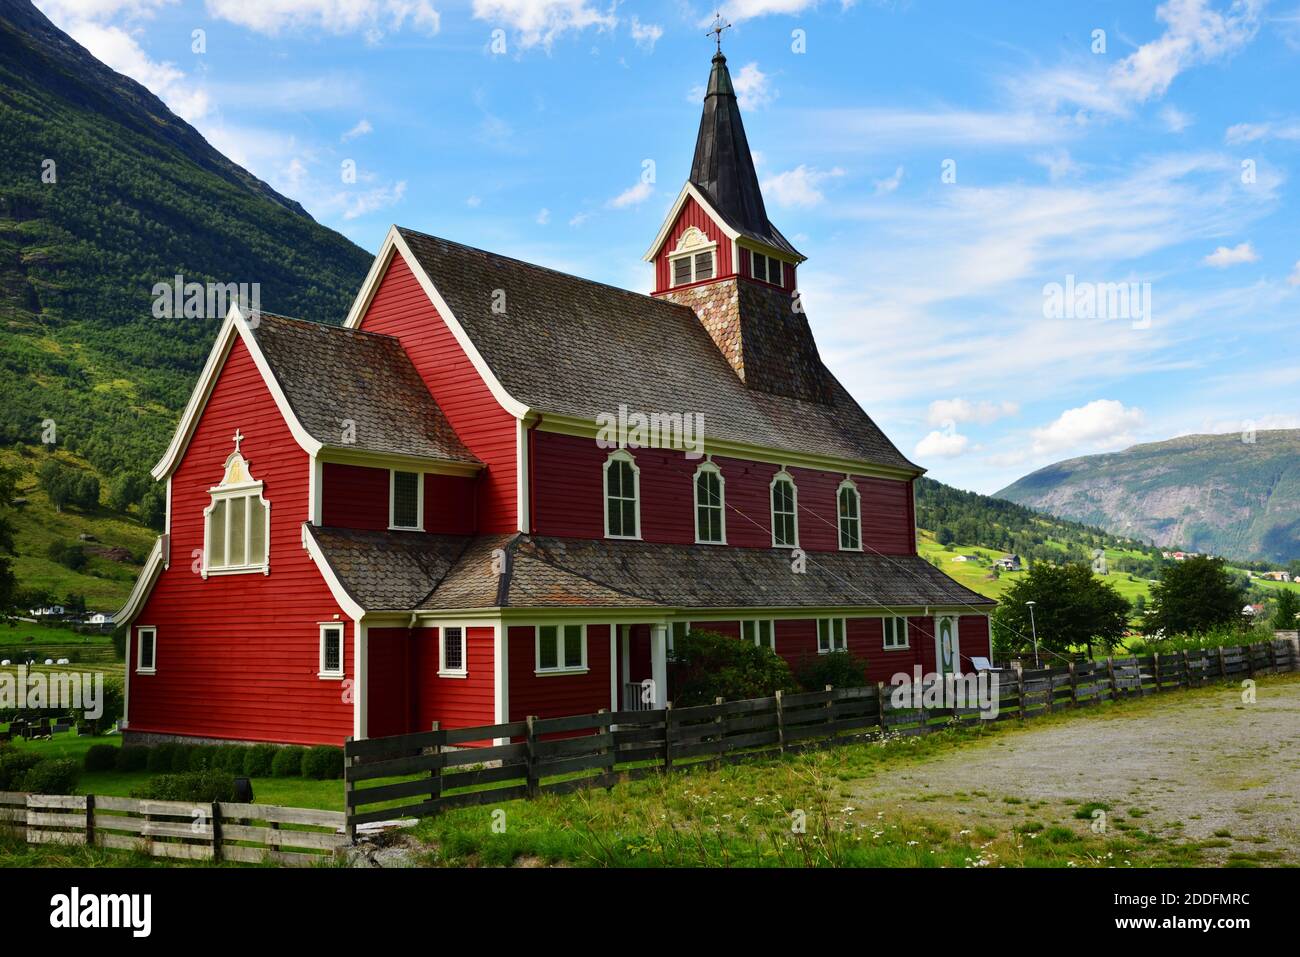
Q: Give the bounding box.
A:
[396,229,918,472]
[308,526,993,613]
[690,52,802,260]
[248,312,480,466]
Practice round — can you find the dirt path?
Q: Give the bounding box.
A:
[847,674,1300,865]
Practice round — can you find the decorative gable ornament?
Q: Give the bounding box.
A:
[674,227,713,253]
[202,429,271,578]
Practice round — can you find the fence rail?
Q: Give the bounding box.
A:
[0,792,346,865]
[343,637,1299,838]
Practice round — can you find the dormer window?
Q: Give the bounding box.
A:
[751,250,783,286]
[669,227,717,287]
[203,431,271,577]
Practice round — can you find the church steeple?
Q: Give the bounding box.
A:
[688,51,801,259]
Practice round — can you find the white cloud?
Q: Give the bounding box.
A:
[1033,149,1079,182]
[472,0,616,50]
[466,195,482,208]
[36,0,175,21]
[1160,105,1194,131]
[927,399,1019,427]
[204,0,440,37]
[762,165,844,208]
[873,165,904,195]
[629,16,662,51]
[915,425,970,460]
[1030,400,1145,456]
[732,62,775,111]
[1288,261,1300,286]
[569,211,591,227]
[1202,241,1258,266]
[1225,119,1300,143]
[606,181,654,209]
[536,207,551,225]
[722,0,822,21]
[800,107,1074,151]
[1017,0,1262,118]
[342,118,373,141]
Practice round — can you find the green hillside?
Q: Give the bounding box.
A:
[996,431,1300,564]
[0,0,371,482]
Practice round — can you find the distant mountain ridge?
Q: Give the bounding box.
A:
[996,430,1300,563]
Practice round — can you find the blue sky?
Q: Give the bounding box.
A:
[34,0,1300,494]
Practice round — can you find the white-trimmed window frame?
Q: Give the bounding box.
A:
[669,245,718,287]
[883,616,909,651]
[534,623,588,676]
[741,619,776,652]
[389,469,425,531]
[837,478,863,552]
[770,470,799,548]
[693,460,726,544]
[439,625,467,678]
[603,450,641,540]
[318,622,345,679]
[135,625,157,675]
[817,618,847,654]
[750,249,786,286]
[202,461,271,578]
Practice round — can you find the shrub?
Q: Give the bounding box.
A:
[0,751,43,790]
[242,744,276,778]
[669,629,798,707]
[216,745,246,774]
[795,650,869,692]
[270,746,306,777]
[131,770,236,803]
[301,746,343,780]
[115,746,150,772]
[84,743,119,772]
[146,743,177,773]
[186,746,219,771]
[20,759,80,795]
[169,745,195,773]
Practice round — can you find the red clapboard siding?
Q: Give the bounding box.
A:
[322,463,388,529]
[356,254,517,533]
[321,463,477,535]
[652,195,735,294]
[508,624,612,721]
[411,626,496,734]
[531,431,914,554]
[131,337,352,746]
[958,615,992,666]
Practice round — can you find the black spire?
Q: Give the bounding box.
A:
[689,52,801,259]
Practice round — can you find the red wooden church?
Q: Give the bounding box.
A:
[117,50,994,746]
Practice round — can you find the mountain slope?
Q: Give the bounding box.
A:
[996,431,1300,563]
[0,0,372,479]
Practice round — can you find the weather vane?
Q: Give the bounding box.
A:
[707,11,732,54]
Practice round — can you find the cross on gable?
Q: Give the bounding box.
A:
[707,11,731,53]
[232,429,244,454]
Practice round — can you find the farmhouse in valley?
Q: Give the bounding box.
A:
[116,49,994,746]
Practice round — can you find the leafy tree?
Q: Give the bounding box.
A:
[1144,556,1245,638]
[1272,588,1299,631]
[992,562,1130,660]
[39,459,72,512]
[47,541,87,571]
[108,472,148,512]
[139,485,166,531]
[0,467,16,614]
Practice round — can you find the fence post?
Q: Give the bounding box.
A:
[1012,661,1024,721]
[210,801,223,863]
[875,682,887,734]
[1267,639,1278,673]
[1152,653,1161,692]
[1068,661,1078,706]
[1291,635,1300,672]
[1106,657,1118,700]
[343,737,356,844]
[774,690,786,753]
[429,721,443,808]
[525,716,540,798]
[1218,645,1227,681]
[1181,649,1193,687]
[84,793,95,848]
[826,684,836,742]
[663,703,674,775]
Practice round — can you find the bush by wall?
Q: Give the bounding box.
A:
[795,650,870,693]
[20,759,80,795]
[270,746,307,777]
[301,745,343,780]
[131,770,236,803]
[669,630,799,707]
[0,751,43,789]
[83,743,118,772]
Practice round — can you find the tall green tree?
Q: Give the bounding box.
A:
[992,562,1130,660]
[1144,556,1245,638]
[1272,588,1299,631]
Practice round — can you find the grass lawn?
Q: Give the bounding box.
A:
[0,732,345,811]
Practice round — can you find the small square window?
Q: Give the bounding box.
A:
[136,627,157,674]
[536,624,586,673]
[742,619,775,651]
[817,618,846,654]
[883,617,909,650]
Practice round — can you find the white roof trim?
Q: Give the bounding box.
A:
[150,304,323,480]
[114,536,166,626]
[342,226,531,420]
[643,183,738,262]
[302,524,367,620]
